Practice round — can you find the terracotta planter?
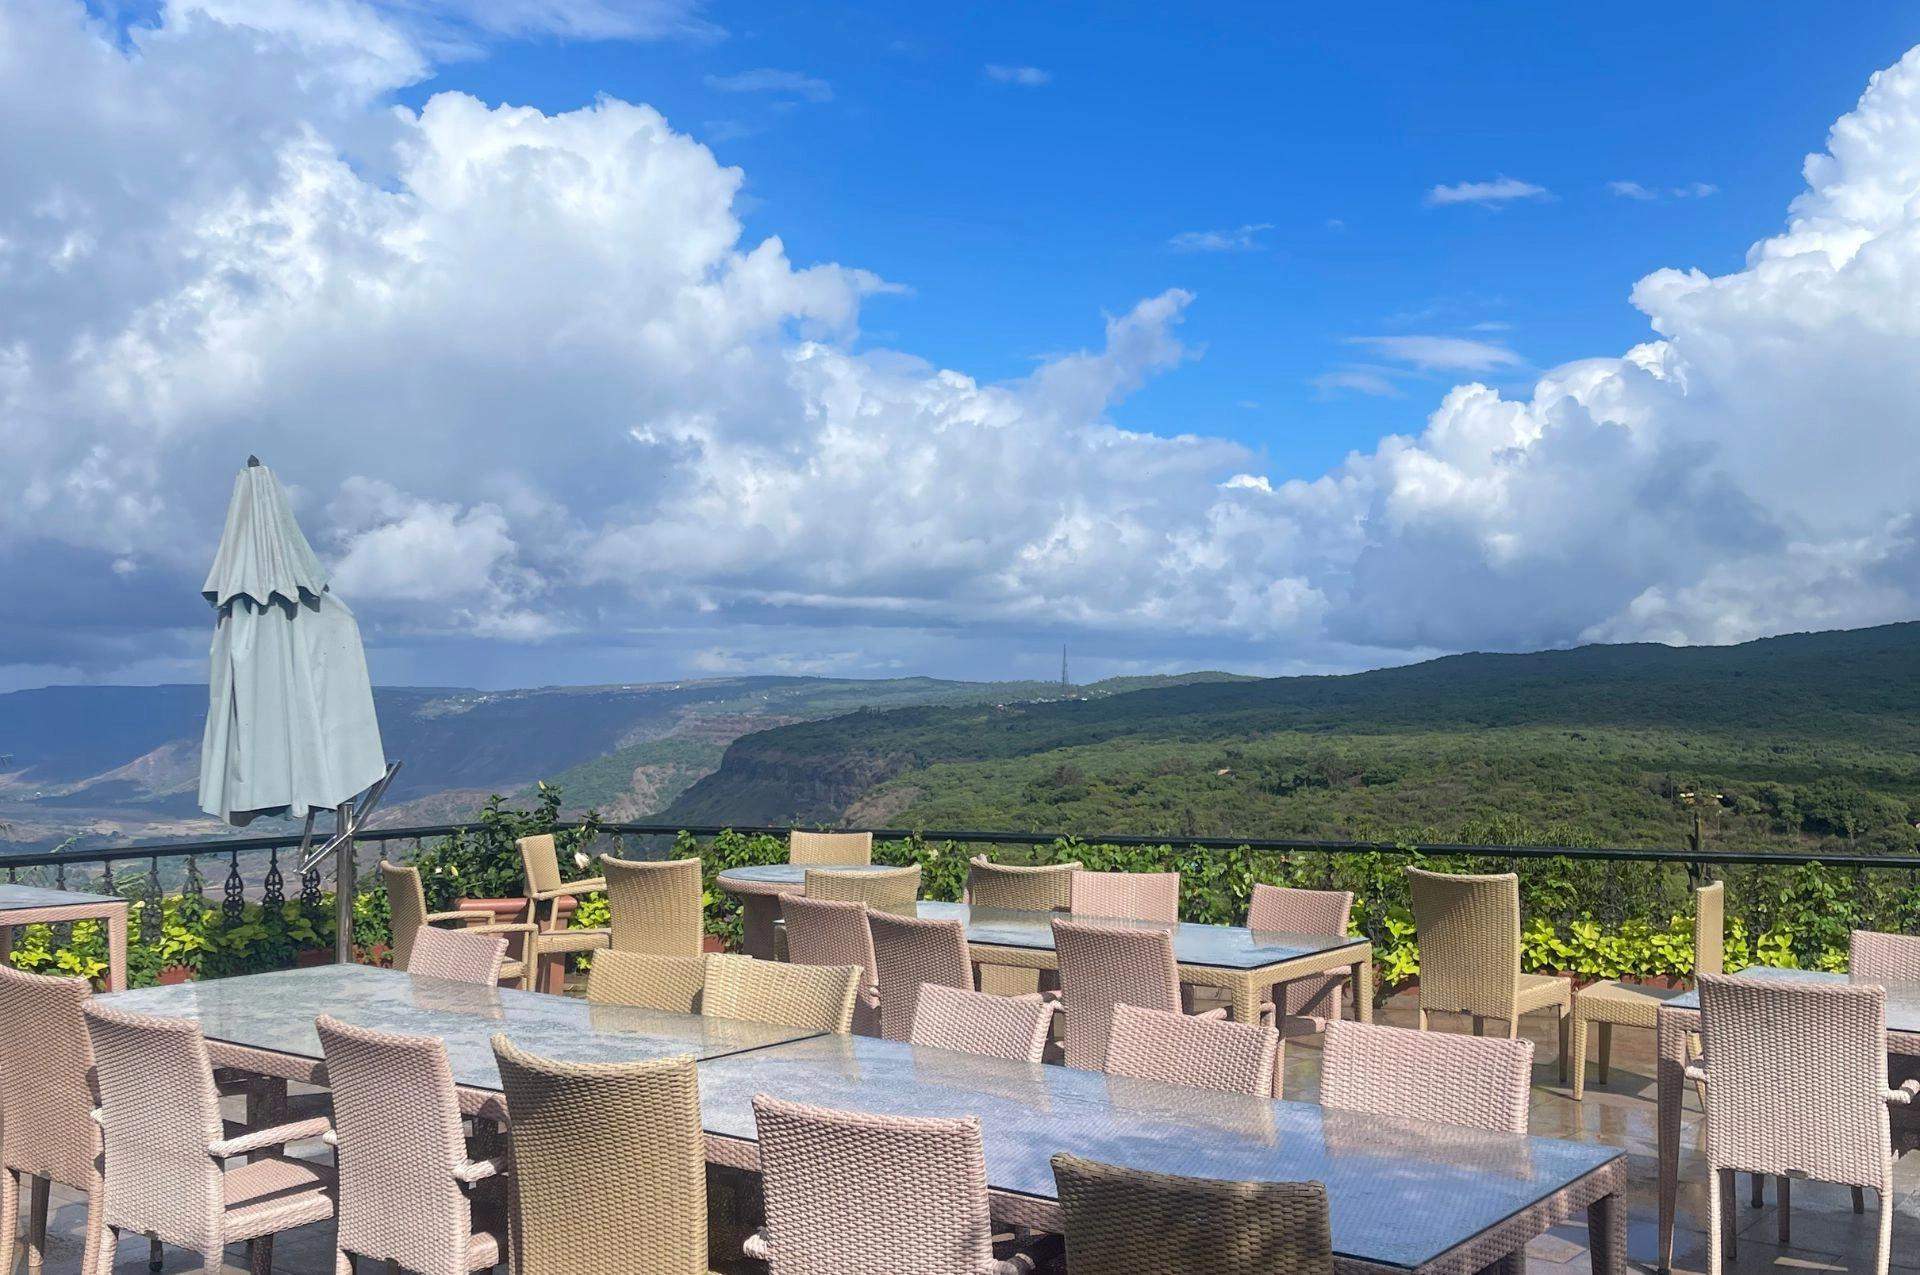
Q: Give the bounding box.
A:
[294,947,333,969]
[702,934,729,955]
[157,965,195,986]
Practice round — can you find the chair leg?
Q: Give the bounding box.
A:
[1570,1014,1589,1100]
[0,1168,17,1275]
[25,1175,47,1274]
[96,1227,122,1275]
[1854,1185,1867,1213]
[1776,1176,1790,1244]
[1596,1022,1612,1086]
[150,1235,163,1271]
[335,1249,355,1275]
[1472,1015,1486,1036]
[1557,1008,1570,1083]
[1416,1006,1429,1031]
[1750,1172,1764,1207]
[1877,1176,1895,1275]
[1706,1164,1725,1275]
[251,1233,275,1275]
[1721,1169,1739,1263]
[79,1180,107,1275]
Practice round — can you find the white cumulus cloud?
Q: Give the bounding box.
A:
[1424,176,1552,207]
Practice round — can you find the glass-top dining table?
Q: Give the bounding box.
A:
[100,964,1623,1274]
[714,864,1372,1024]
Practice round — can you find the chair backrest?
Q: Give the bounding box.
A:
[1320,1019,1532,1133]
[518,833,565,897]
[381,860,432,970]
[752,1095,1001,1275]
[1247,884,1351,936]
[492,1036,707,1275]
[702,954,860,1032]
[1851,928,1920,981]
[789,830,873,866]
[82,1002,227,1251]
[1697,973,1892,1187]
[783,894,879,990]
[1070,870,1180,923]
[1050,1153,1333,1275]
[601,855,704,955]
[1105,1003,1279,1099]
[317,1013,475,1272]
[586,950,709,1014]
[1052,917,1181,1070]
[406,924,508,985]
[0,967,97,1187]
[909,984,1056,1063]
[805,865,921,915]
[869,910,972,1042]
[1406,867,1521,1019]
[967,857,1080,911]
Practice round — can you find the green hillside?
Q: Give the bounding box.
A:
[665,623,1920,853]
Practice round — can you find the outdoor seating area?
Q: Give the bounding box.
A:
[5,843,1920,1274]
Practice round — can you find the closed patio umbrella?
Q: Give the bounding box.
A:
[198,457,395,960]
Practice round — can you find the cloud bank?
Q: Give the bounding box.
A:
[3,1,1920,690]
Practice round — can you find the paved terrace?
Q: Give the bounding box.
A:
[26,988,1920,1274]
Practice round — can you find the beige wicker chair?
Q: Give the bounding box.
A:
[1105,1002,1280,1099]
[383,861,538,988]
[602,855,704,955]
[408,924,513,987]
[1853,928,1920,979]
[0,967,109,1274]
[789,830,873,866]
[1069,870,1179,923]
[1321,1019,1533,1133]
[518,835,613,989]
[782,894,882,1035]
[1407,867,1572,1081]
[805,865,921,915]
[1247,884,1353,1033]
[491,1036,716,1275]
[967,857,1080,911]
[747,1095,1038,1274]
[83,1002,336,1275]
[1055,917,1226,1072]
[1571,880,1723,1099]
[1050,1153,1333,1275]
[871,910,974,1042]
[702,954,860,1032]
[910,984,1057,1063]
[316,1014,507,1275]
[1690,974,1913,1275]
[585,950,709,1014]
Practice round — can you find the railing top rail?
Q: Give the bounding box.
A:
[7,820,1920,874]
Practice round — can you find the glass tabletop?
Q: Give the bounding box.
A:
[0,883,128,912]
[1665,966,1920,1035]
[696,1032,1620,1270]
[97,965,821,1090]
[917,900,1365,972]
[718,864,904,885]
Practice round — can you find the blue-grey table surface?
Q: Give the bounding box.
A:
[97,965,821,1090]
[0,882,129,912]
[914,900,1366,971]
[695,1031,1621,1270]
[1665,965,1920,1034]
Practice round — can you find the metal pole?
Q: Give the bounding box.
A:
[334,801,356,964]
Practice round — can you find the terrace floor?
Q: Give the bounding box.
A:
[22,988,1920,1274]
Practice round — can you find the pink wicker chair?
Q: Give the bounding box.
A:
[0,967,109,1274]
[1069,870,1179,923]
[82,1002,335,1275]
[1054,917,1202,1072]
[407,924,513,987]
[1247,884,1353,1033]
[1690,974,1913,1275]
[782,893,882,1035]
[1853,929,1920,980]
[909,984,1057,1064]
[1320,1019,1533,1134]
[870,910,973,1042]
[316,1014,507,1275]
[1105,1003,1280,1099]
[747,1095,1040,1274]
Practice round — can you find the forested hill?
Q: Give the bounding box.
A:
[664,623,1920,851]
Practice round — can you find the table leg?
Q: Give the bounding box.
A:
[0,920,13,969]
[105,906,128,992]
[1352,956,1373,1023]
[740,895,781,961]
[1656,1009,1687,1272]
[1587,1189,1627,1275]
[1229,974,1262,1024]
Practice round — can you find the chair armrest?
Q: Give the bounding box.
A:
[209,1116,333,1159]
[530,878,606,901]
[1683,1063,1708,1085]
[1888,1078,1920,1105]
[454,1154,506,1183]
[469,922,541,938]
[1037,990,1062,1004]
[1194,1007,1230,1022]
[425,910,497,927]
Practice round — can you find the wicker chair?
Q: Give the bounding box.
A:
[1247,884,1353,1034]
[1050,1153,1333,1275]
[0,967,109,1274]
[1571,881,1723,1099]
[518,835,613,990]
[83,1002,336,1275]
[491,1036,716,1275]
[1406,867,1572,1081]
[968,857,1079,995]
[910,984,1057,1063]
[1054,917,1232,1072]
[1105,1002,1280,1099]
[782,894,882,1035]
[1321,1019,1533,1133]
[585,950,709,1014]
[316,1014,507,1275]
[408,924,513,987]
[869,910,974,1042]
[1069,870,1180,923]
[602,855,704,955]
[702,954,861,1033]
[805,865,921,915]
[748,1095,1040,1274]
[383,861,538,988]
[789,830,873,866]
[1690,974,1914,1275]
[1853,929,1920,979]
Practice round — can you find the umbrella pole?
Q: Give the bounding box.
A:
[334,802,356,964]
